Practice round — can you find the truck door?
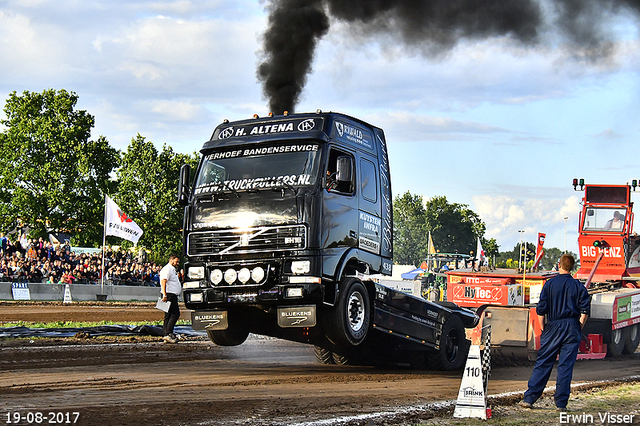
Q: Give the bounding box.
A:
[357,156,382,256]
[322,146,358,259]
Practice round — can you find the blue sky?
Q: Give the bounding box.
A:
[1,0,639,255]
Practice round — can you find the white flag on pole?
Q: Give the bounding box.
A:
[476,238,486,266]
[105,195,143,244]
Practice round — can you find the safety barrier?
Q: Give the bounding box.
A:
[0,281,167,302]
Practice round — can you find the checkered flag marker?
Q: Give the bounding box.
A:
[482,325,492,394]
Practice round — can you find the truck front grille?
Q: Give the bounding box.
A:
[187,225,306,256]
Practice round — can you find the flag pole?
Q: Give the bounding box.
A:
[101,194,107,294]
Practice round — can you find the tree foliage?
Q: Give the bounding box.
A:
[393,191,428,265]
[115,135,198,263]
[393,191,487,266]
[0,89,119,244]
[424,195,485,255]
[482,237,500,262]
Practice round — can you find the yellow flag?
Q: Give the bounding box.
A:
[428,232,437,269]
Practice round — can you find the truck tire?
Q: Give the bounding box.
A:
[313,346,335,364]
[622,324,640,354]
[206,313,249,346]
[429,314,468,371]
[608,327,626,357]
[332,353,352,365]
[326,278,370,347]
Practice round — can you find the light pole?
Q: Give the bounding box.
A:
[564,216,568,253]
[518,230,525,269]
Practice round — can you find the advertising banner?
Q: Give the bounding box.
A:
[11,282,30,300]
[448,281,523,307]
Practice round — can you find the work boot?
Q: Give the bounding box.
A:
[518,401,533,409]
[163,334,178,344]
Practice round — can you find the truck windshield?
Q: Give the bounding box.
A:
[582,207,626,232]
[194,142,320,195]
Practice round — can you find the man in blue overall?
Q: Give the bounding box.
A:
[520,254,590,411]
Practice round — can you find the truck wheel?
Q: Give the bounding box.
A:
[206,313,249,346]
[622,324,640,354]
[326,278,370,347]
[332,353,352,365]
[430,315,468,371]
[608,327,627,357]
[313,346,335,364]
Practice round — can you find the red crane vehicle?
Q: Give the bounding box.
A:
[573,179,640,356]
[443,180,640,361]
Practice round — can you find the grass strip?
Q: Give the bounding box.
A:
[0,319,191,328]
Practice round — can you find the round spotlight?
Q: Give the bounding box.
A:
[210,269,223,285]
[251,267,265,283]
[224,268,237,284]
[238,268,251,284]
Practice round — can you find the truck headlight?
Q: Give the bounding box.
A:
[188,266,205,280]
[210,269,223,285]
[238,268,251,284]
[291,260,310,275]
[251,267,265,283]
[224,269,237,284]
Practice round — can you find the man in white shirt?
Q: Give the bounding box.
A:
[160,255,181,343]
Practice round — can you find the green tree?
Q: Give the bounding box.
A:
[496,242,538,268]
[538,247,578,271]
[393,191,428,266]
[539,247,562,270]
[424,195,485,255]
[482,237,500,264]
[0,89,119,244]
[115,135,198,263]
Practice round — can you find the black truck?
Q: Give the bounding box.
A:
[177,111,478,369]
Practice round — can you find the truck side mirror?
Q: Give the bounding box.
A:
[178,164,191,206]
[336,155,352,183]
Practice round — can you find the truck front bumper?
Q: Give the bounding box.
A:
[183,281,324,310]
[191,304,317,330]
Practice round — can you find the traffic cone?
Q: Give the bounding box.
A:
[453,345,487,419]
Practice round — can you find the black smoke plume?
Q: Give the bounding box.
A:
[257,0,640,114]
[257,0,329,115]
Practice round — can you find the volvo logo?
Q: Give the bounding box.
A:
[297,119,316,132]
[219,127,234,139]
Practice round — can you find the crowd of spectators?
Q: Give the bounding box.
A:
[0,233,161,286]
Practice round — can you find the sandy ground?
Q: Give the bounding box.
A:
[1,302,639,426]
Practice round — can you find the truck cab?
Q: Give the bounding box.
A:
[574,182,640,284]
[177,111,393,348]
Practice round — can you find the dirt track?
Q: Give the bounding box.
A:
[0,301,189,323]
[1,303,639,426]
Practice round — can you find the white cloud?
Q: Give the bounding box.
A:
[366,111,512,143]
[149,99,207,121]
[472,194,581,252]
